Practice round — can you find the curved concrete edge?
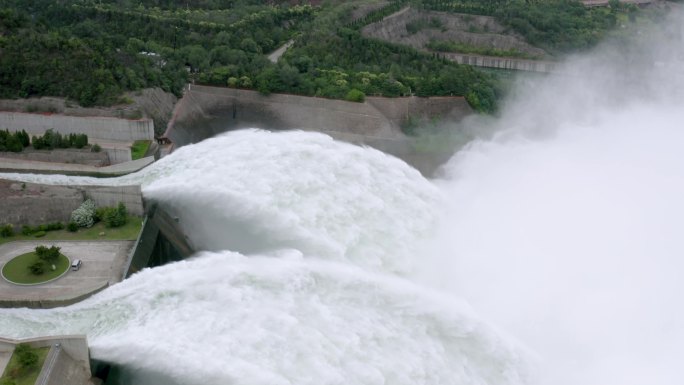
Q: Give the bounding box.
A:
[1,255,71,286]
[0,155,154,177]
[0,281,109,309]
[0,156,154,178]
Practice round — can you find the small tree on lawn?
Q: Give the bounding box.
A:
[15,343,38,370]
[36,245,60,265]
[104,202,128,228]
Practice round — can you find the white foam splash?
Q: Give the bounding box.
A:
[143,130,441,273]
[2,130,441,274]
[0,251,532,385]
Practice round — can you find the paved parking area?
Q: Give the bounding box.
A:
[0,241,134,306]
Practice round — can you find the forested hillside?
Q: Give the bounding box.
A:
[419,0,664,54]
[0,0,312,106]
[0,0,656,112]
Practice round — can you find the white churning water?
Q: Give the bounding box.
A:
[2,11,684,385]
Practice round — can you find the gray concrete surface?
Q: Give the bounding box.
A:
[267,39,294,63]
[165,85,472,175]
[0,336,92,384]
[0,241,134,308]
[0,179,144,226]
[0,88,175,121]
[0,112,153,142]
[437,51,557,72]
[0,179,84,226]
[0,349,12,377]
[83,185,145,217]
[0,156,153,176]
[39,345,92,385]
[94,139,134,164]
[0,148,109,167]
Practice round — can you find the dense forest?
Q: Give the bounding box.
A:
[0,0,312,106]
[0,0,651,112]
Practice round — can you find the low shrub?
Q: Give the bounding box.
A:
[15,343,39,369]
[28,261,45,275]
[33,231,46,238]
[345,88,365,103]
[0,224,13,237]
[70,199,96,228]
[47,222,64,231]
[21,225,33,236]
[37,224,48,232]
[104,202,127,228]
[31,129,88,151]
[67,221,78,232]
[94,207,108,223]
[0,129,30,152]
[91,143,101,153]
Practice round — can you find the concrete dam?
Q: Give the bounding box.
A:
[102,80,475,274]
[165,85,474,176]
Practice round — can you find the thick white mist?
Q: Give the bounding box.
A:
[0,251,531,385]
[426,11,684,385]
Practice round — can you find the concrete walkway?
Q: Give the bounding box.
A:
[267,40,294,63]
[0,156,153,176]
[0,349,12,377]
[0,241,134,308]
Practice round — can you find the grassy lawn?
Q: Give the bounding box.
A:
[427,41,543,60]
[130,140,152,160]
[2,252,69,284]
[0,346,49,385]
[0,215,143,246]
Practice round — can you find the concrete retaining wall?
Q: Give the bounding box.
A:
[168,86,398,145]
[0,335,90,371]
[166,85,472,175]
[0,112,154,141]
[0,180,83,226]
[366,95,472,125]
[437,52,557,72]
[124,206,195,278]
[0,148,109,166]
[83,185,144,216]
[0,283,109,309]
[103,147,132,164]
[123,217,159,278]
[0,88,176,129]
[39,345,92,385]
[0,180,144,226]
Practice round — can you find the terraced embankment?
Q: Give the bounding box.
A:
[362,7,557,72]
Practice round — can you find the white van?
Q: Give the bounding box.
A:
[71,259,82,271]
